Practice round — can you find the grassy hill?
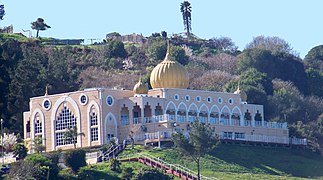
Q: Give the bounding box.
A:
[118,144,323,179]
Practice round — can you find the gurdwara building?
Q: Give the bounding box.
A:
[23,48,306,152]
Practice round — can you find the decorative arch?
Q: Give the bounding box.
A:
[188,103,198,112]
[165,101,177,114]
[177,102,188,112]
[31,108,45,142]
[51,96,81,151]
[231,106,242,116]
[199,103,209,113]
[87,100,101,145]
[220,105,231,115]
[209,105,220,114]
[104,112,118,144]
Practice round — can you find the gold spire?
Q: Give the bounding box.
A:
[234,82,247,102]
[164,40,171,61]
[44,85,48,96]
[133,77,148,94]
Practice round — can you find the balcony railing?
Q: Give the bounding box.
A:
[138,131,307,146]
[130,114,288,129]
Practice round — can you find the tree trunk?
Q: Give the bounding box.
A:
[36,30,39,38]
[74,143,76,149]
[197,158,200,180]
[185,16,190,38]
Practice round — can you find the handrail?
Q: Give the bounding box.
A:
[117,152,217,180]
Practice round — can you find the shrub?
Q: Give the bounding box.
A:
[57,168,78,180]
[64,149,87,173]
[109,158,121,172]
[121,167,133,180]
[133,168,173,180]
[12,143,27,160]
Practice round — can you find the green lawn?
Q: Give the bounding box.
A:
[118,144,323,179]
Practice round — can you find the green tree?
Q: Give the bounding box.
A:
[0,4,5,20]
[25,153,56,180]
[306,68,323,97]
[147,40,167,63]
[7,161,37,180]
[304,45,323,72]
[180,1,192,37]
[63,126,85,149]
[170,45,189,65]
[161,31,167,38]
[31,18,51,38]
[64,149,87,173]
[121,167,134,180]
[12,143,27,160]
[172,122,219,180]
[245,35,296,55]
[109,158,121,172]
[33,136,45,153]
[133,168,173,180]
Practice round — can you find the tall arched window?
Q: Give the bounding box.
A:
[90,111,99,141]
[34,113,42,135]
[55,106,77,146]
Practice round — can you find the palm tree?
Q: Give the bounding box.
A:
[63,126,85,149]
[31,18,51,38]
[0,4,5,20]
[32,136,45,153]
[180,1,192,38]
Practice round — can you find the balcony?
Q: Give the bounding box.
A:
[131,114,288,130]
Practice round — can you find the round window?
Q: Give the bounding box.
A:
[174,94,179,101]
[228,98,233,104]
[79,94,88,105]
[196,96,201,102]
[43,99,51,110]
[218,97,222,104]
[185,95,190,101]
[106,96,114,106]
[207,97,212,103]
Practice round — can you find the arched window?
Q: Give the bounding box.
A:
[55,106,77,146]
[34,113,42,134]
[90,111,99,141]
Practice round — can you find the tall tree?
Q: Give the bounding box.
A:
[180,1,192,38]
[0,4,5,20]
[172,122,219,180]
[31,18,51,38]
[63,126,85,149]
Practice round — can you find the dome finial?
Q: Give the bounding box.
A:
[45,84,48,96]
[164,40,171,61]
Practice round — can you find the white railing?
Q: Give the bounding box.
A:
[176,115,187,122]
[220,134,290,144]
[219,118,230,125]
[244,120,252,126]
[290,137,307,145]
[132,114,288,130]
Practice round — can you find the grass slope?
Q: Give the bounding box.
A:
[119,144,323,179]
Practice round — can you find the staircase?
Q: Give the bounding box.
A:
[97,144,126,162]
[118,153,217,180]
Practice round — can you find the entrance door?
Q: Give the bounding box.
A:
[105,113,117,144]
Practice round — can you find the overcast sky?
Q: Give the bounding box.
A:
[2,0,323,58]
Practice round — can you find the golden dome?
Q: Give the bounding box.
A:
[150,45,189,89]
[133,79,148,94]
[234,84,247,102]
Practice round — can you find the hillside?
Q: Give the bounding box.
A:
[0,32,322,153]
[118,144,323,179]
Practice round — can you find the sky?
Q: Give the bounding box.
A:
[1,0,323,58]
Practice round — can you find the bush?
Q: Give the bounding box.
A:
[133,168,173,180]
[121,167,133,180]
[64,149,87,173]
[12,143,27,160]
[58,168,78,180]
[25,153,53,180]
[109,158,121,172]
